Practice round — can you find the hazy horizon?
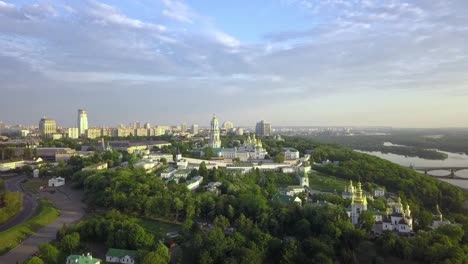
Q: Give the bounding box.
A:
[1,0,468,127]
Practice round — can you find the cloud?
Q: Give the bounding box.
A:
[87,1,166,31]
[161,0,194,23]
[1,0,468,126]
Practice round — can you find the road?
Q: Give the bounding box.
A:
[0,175,37,232]
[0,184,85,264]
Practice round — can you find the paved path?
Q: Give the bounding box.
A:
[0,176,37,232]
[0,184,85,264]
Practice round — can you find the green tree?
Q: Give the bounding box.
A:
[141,243,170,264]
[274,153,285,163]
[359,210,375,232]
[61,232,80,253]
[24,257,44,264]
[204,147,215,160]
[199,162,208,177]
[38,243,61,264]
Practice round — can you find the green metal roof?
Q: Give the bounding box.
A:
[106,248,138,258]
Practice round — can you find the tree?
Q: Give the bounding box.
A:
[204,147,215,160]
[274,153,285,163]
[359,211,375,232]
[160,157,167,165]
[199,162,208,177]
[39,243,61,264]
[24,257,44,264]
[61,232,80,253]
[141,243,170,264]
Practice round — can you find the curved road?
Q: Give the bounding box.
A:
[0,184,85,264]
[0,175,37,232]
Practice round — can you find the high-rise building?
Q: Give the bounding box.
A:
[181,123,187,133]
[68,128,79,139]
[144,122,151,129]
[255,120,272,136]
[209,114,221,148]
[39,118,57,137]
[192,124,199,135]
[77,109,88,136]
[223,121,234,130]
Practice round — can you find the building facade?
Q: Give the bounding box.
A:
[39,118,57,137]
[209,114,222,148]
[77,109,88,136]
[255,120,272,136]
[68,127,79,139]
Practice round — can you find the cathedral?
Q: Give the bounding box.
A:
[344,180,414,234]
[209,114,222,148]
[344,181,368,225]
[219,133,268,161]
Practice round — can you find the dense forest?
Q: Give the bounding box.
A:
[26,136,468,263]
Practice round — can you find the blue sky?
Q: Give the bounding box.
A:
[1,0,468,128]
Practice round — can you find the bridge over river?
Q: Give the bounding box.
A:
[412,166,468,179]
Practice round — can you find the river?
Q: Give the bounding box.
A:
[356,142,468,189]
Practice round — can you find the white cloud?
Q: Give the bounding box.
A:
[161,0,194,23]
[87,1,166,31]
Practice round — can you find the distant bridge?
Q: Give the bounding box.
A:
[411,166,468,179]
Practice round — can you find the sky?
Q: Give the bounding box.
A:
[1,0,468,128]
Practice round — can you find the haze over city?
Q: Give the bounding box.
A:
[1,0,468,127]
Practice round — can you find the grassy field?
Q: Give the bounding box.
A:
[0,192,23,224]
[135,217,181,239]
[22,179,48,194]
[0,199,60,255]
[308,172,347,192]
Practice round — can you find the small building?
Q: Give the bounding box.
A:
[272,194,302,205]
[160,167,177,179]
[33,169,39,178]
[66,253,101,264]
[174,169,191,179]
[186,176,203,190]
[106,248,138,264]
[82,162,108,171]
[285,185,305,196]
[374,187,385,198]
[48,177,65,187]
[281,167,295,173]
[283,148,300,160]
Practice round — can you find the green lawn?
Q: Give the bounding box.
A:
[308,172,347,192]
[134,217,181,238]
[22,179,47,194]
[0,199,60,255]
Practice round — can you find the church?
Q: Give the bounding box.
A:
[344,180,413,234]
[218,133,268,161]
[208,114,268,161]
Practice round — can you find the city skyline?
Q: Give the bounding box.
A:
[1,0,468,127]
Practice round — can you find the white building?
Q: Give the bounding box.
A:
[105,248,137,264]
[374,187,385,198]
[283,148,300,160]
[68,127,79,139]
[219,134,268,161]
[377,197,413,234]
[48,177,65,187]
[33,169,39,178]
[187,176,203,190]
[209,114,222,148]
[78,109,88,136]
[160,167,177,179]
